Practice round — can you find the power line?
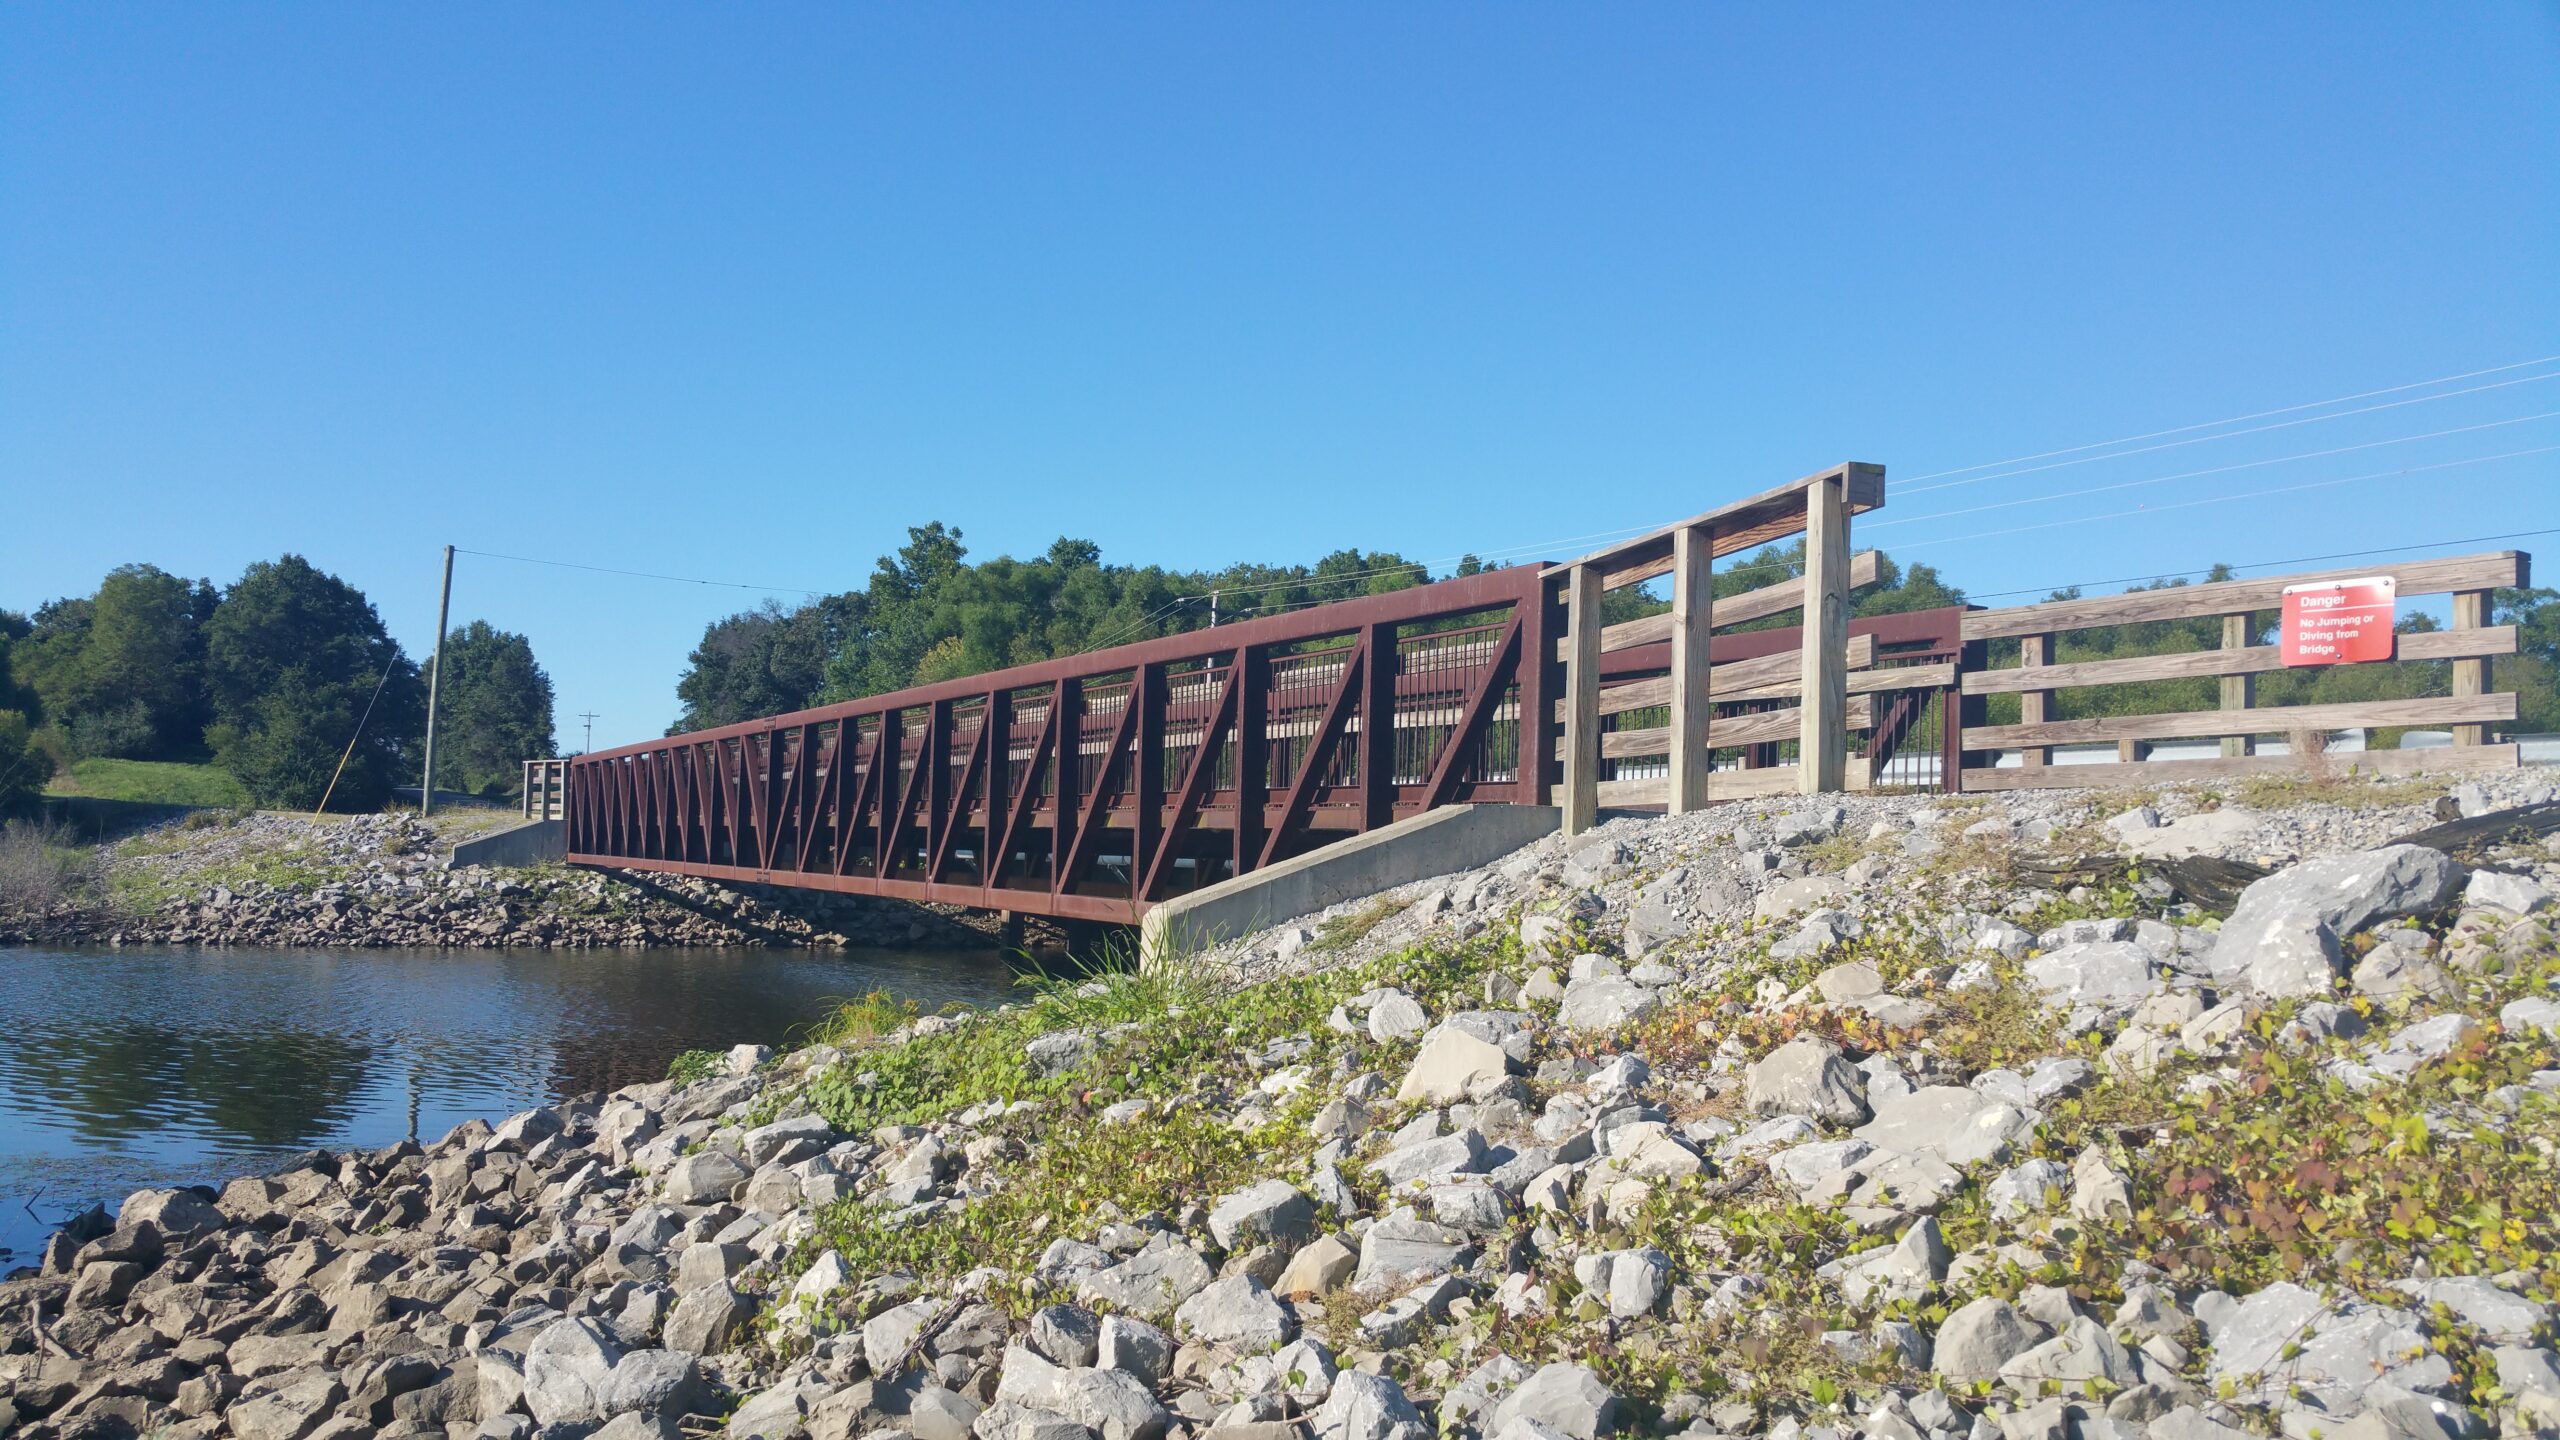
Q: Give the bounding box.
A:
[1897,351,2560,485]
[1898,369,2560,496]
[455,547,833,597]
[1867,411,2560,533]
[1962,525,2560,604]
[1888,444,2560,557]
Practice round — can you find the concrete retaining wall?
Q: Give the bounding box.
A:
[1141,803,1560,958]
[446,819,564,869]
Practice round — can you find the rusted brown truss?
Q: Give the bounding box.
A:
[565,566,1563,923]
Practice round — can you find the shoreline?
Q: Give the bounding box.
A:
[3,772,2557,1440]
[1,811,1010,953]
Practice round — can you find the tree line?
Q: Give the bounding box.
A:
[0,557,556,815]
[666,525,1973,728]
[670,524,2560,742]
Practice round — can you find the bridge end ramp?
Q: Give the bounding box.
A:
[1142,803,1561,961]
[446,819,565,869]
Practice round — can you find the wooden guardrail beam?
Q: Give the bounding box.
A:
[1959,552,2527,641]
[1960,744,2519,793]
[1961,693,2515,751]
[1568,635,1877,720]
[1559,550,1882,661]
[1586,696,1876,760]
[1546,462,1886,582]
[1958,625,2519,694]
[1599,755,1872,807]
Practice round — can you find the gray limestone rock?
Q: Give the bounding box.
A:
[1315,1372,1429,1440]
[522,1317,623,1425]
[1175,1275,1295,1349]
[1854,1085,2039,1168]
[598,1349,707,1420]
[664,1282,755,1356]
[1076,1244,1216,1318]
[1999,1317,2139,1391]
[2024,942,2158,1007]
[1744,1037,1872,1126]
[659,1151,748,1206]
[1571,1248,1671,1319]
[1097,1315,1175,1384]
[1932,1297,2045,1382]
[1488,1363,1618,1440]
[1030,1305,1104,1369]
[1208,1180,1318,1251]
[1557,976,1659,1033]
[1354,1211,1470,1289]
[2210,845,2465,997]
[1396,1028,1518,1106]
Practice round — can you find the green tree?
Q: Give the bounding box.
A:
[15,565,218,759]
[2495,585,2560,732]
[2,612,62,808]
[428,621,558,797]
[0,709,49,816]
[203,556,420,810]
[672,593,868,733]
[0,610,35,719]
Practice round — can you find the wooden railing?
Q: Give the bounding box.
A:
[1954,551,2529,791]
[522,759,568,820]
[1546,463,1892,833]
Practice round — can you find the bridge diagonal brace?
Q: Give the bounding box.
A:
[1061,684,1143,892]
[879,726,932,881]
[795,725,836,874]
[833,724,885,877]
[931,713,991,883]
[767,728,809,873]
[1421,614,1523,809]
[991,697,1057,893]
[1140,661,1240,903]
[1259,639,1367,871]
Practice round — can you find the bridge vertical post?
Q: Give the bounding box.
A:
[1235,647,1269,879]
[1668,524,1714,814]
[925,700,953,880]
[873,710,904,877]
[1562,563,1603,835]
[1135,662,1166,899]
[1799,470,1851,793]
[1362,623,1397,830]
[983,687,1012,885]
[1518,574,1562,806]
[1051,678,1082,895]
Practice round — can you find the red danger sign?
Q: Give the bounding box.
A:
[2280,576,2396,666]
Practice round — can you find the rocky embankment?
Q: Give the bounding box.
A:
[2,811,992,950]
[7,770,2560,1440]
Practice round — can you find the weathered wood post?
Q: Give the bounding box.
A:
[1668,524,1714,813]
[2452,590,2488,746]
[1799,472,1850,792]
[2018,634,2054,770]
[2219,614,2255,757]
[1562,564,1604,834]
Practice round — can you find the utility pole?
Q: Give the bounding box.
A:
[419,545,455,816]
[1208,590,1220,627]
[578,711,600,754]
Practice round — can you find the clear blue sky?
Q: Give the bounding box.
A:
[5,6,2556,750]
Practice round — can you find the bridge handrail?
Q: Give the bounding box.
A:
[573,564,1551,764]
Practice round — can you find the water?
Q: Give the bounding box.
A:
[0,943,1025,1265]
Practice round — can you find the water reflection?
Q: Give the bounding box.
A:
[0,944,1024,1262]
